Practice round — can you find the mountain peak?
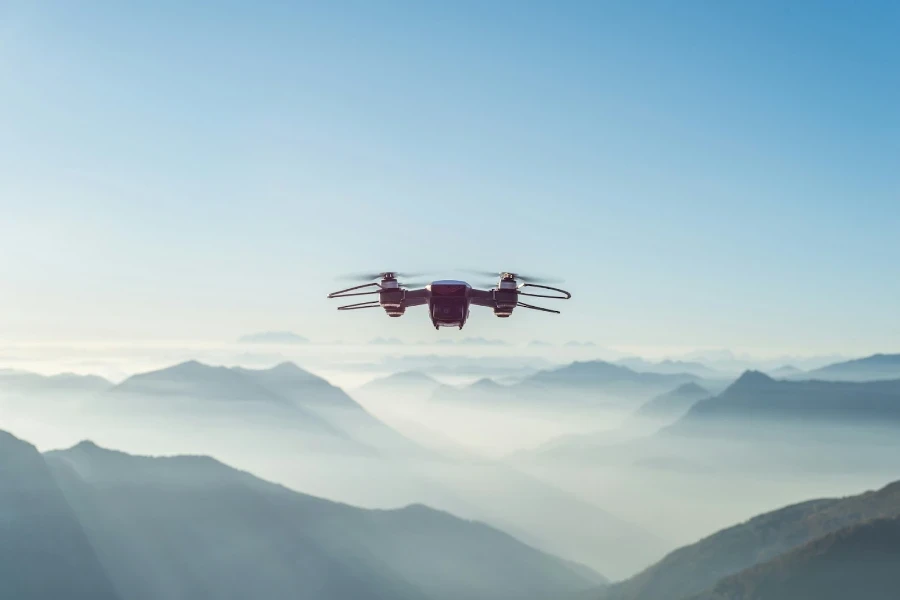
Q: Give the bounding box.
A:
[0,428,37,453]
[806,353,900,381]
[125,360,233,381]
[469,377,502,390]
[71,440,103,452]
[63,440,133,460]
[732,370,775,388]
[268,361,308,374]
[672,381,708,396]
[168,360,218,374]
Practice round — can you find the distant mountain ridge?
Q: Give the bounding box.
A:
[0,369,112,393]
[238,331,310,344]
[666,370,900,434]
[527,361,698,388]
[110,361,417,454]
[357,370,441,393]
[112,360,292,404]
[405,360,704,410]
[804,353,900,382]
[632,382,710,424]
[617,358,720,378]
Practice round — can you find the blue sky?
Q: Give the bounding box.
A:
[1,0,898,353]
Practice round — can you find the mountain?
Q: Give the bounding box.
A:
[598,479,900,600]
[111,361,418,454]
[0,431,120,600]
[632,382,710,424]
[767,364,803,378]
[520,361,700,407]
[617,358,720,379]
[233,362,359,410]
[41,438,603,600]
[470,377,505,391]
[236,363,420,453]
[426,361,701,411]
[0,369,112,394]
[527,361,697,389]
[668,370,900,433]
[565,341,597,347]
[805,353,900,382]
[692,517,900,600]
[429,378,514,405]
[238,331,310,344]
[111,360,291,404]
[357,370,442,396]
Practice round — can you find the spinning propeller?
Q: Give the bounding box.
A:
[335,271,427,289]
[460,269,563,285]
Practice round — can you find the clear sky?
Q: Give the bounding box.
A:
[1,0,898,354]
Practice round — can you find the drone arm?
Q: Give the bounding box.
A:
[467,288,496,307]
[517,301,561,314]
[328,282,382,299]
[337,300,382,310]
[401,288,430,307]
[517,283,571,300]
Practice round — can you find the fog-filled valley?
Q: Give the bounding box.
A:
[3,342,900,599]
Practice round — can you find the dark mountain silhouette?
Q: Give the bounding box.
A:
[0,431,120,600]
[238,331,310,344]
[666,370,900,434]
[692,516,900,600]
[0,368,112,393]
[598,479,900,600]
[804,353,900,382]
[633,382,710,424]
[40,438,603,600]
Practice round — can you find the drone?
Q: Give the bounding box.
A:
[327,271,571,330]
